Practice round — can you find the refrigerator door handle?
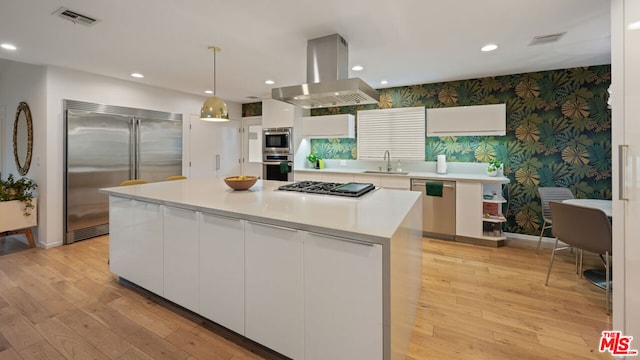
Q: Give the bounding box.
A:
[135,118,141,179]
[619,144,629,201]
[215,154,221,171]
[129,119,136,180]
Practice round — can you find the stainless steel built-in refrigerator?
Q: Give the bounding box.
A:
[64,100,182,244]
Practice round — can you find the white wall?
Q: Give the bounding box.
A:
[1,62,241,248]
[0,60,47,243]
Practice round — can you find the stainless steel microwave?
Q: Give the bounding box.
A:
[263,127,293,154]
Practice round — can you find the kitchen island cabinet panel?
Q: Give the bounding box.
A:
[303,232,383,360]
[245,221,304,359]
[109,197,163,296]
[199,212,245,335]
[163,206,199,313]
[102,178,422,360]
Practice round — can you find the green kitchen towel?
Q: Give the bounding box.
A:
[280,161,291,174]
[425,182,443,197]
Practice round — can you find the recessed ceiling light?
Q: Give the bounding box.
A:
[204,90,213,94]
[130,73,144,78]
[481,44,498,52]
[351,65,364,71]
[265,80,275,85]
[1,43,17,51]
[380,80,388,85]
[629,21,640,30]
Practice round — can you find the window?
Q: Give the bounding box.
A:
[357,107,425,160]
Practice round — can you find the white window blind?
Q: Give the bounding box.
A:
[357,107,425,160]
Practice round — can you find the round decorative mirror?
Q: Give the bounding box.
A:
[13,101,33,176]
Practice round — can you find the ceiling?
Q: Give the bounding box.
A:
[0,0,611,104]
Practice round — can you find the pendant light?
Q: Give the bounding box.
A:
[200,46,229,121]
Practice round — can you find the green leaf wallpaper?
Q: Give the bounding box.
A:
[242,65,612,237]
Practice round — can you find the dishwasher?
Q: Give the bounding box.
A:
[410,179,456,239]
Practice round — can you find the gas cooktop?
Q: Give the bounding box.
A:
[277,181,375,198]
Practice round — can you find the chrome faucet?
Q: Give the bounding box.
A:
[383,150,391,172]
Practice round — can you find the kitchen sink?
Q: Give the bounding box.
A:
[362,170,409,175]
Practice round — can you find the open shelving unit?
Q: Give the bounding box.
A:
[481,183,507,241]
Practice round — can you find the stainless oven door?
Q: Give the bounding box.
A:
[263,153,294,181]
[263,162,293,181]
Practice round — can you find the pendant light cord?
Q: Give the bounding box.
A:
[213,49,217,96]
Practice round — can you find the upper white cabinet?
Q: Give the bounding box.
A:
[262,98,304,128]
[426,103,506,137]
[302,114,355,138]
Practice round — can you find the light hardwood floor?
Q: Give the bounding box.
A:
[0,235,612,360]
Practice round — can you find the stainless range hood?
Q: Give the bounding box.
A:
[272,34,379,109]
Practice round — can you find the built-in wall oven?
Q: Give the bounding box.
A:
[263,127,293,154]
[263,127,294,181]
[263,153,294,181]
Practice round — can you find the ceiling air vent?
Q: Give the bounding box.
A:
[52,7,100,26]
[529,32,566,46]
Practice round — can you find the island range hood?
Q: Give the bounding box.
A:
[272,34,379,109]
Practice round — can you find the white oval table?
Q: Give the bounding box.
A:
[562,199,612,217]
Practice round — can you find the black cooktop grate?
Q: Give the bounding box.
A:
[278,181,375,197]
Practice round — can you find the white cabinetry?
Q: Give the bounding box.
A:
[163,206,199,313]
[245,221,304,359]
[294,171,322,182]
[303,232,383,359]
[302,114,355,138]
[352,174,382,187]
[199,213,245,335]
[426,103,506,137]
[455,181,507,246]
[262,98,303,128]
[380,176,410,190]
[321,173,354,183]
[109,197,164,295]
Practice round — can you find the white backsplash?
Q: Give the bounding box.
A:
[313,159,490,175]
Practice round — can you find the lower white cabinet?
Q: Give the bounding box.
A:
[199,212,245,335]
[109,197,163,296]
[245,221,304,360]
[163,207,199,312]
[303,232,383,360]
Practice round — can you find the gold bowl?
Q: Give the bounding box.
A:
[224,176,258,190]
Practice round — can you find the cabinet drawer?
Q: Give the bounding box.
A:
[380,176,409,190]
[322,173,354,183]
[352,174,381,187]
[294,171,322,181]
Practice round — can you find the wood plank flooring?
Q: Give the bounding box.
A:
[0,236,612,359]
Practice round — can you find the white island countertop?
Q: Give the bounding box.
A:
[100,177,421,245]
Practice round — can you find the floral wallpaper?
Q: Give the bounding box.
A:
[242,65,612,237]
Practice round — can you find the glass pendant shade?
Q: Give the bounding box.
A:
[200,46,229,121]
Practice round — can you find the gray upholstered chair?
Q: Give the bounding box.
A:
[545,201,612,314]
[537,187,575,253]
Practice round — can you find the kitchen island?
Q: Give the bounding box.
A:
[100,177,422,360]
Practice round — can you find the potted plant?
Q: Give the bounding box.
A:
[486,159,503,177]
[307,151,320,169]
[0,173,38,216]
